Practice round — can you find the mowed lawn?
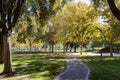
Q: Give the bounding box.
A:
[78,56,120,80]
[1,52,120,80]
[0,52,67,80]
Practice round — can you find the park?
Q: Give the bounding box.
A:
[0,0,120,80]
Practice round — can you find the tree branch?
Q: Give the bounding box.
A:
[107,0,120,20]
[12,0,24,28]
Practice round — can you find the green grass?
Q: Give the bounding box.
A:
[12,51,65,54]
[1,51,120,80]
[78,56,120,80]
[0,53,67,80]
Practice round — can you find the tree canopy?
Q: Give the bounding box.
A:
[92,0,120,20]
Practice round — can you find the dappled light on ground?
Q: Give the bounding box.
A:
[78,56,120,80]
[0,53,67,80]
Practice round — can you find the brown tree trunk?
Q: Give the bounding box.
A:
[107,0,120,20]
[110,40,113,57]
[66,45,68,52]
[51,44,54,53]
[29,39,32,51]
[63,43,66,54]
[80,45,83,55]
[0,43,4,64]
[80,37,83,55]
[74,47,76,52]
[0,34,4,64]
[2,34,12,74]
[80,46,83,55]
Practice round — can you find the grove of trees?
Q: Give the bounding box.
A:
[0,0,120,75]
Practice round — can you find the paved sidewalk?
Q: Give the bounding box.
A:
[53,55,90,80]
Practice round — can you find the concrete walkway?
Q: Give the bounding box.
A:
[70,53,120,57]
[53,54,90,80]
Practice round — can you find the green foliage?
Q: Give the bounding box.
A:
[0,0,25,34]
[55,2,99,45]
[13,0,71,48]
[92,0,120,45]
[29,0,71,26]
[15,15,38,44]
[100,5,120,44]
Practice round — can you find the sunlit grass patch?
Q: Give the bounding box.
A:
[0,64,3,72]
[0,53,67,80]
[78,56,120,80]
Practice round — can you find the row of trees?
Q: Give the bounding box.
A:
[13,1,120,55]
[0,0,120,75]
[13,2,99,54]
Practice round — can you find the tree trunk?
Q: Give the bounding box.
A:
[80,46,83,55]
[70,47,72,52]
[74,47,76,52]
[51,44,54,53]
[2,34,12,74]
[0,34,4,64]
[0,43,4,64]
[63,43,66,54]
[29,39,32,51]
[65,45,68,52]
[44,43,47,52]
[110,40,113,57]
[80,37,83,55]
[80,45,83,55]
[107,0,120,20]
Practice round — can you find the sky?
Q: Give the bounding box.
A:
[74,0,91,5]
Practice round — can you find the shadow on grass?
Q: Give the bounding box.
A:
[12,54,66,79]
[12,51,65,54]
[79,56,120,80]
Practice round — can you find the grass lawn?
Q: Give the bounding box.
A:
[0,53,67,80]
[1,52,120,80]
[78,56,120,80]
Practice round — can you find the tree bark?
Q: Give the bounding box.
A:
[70,47,72,52]
[0,43,4,64]
[65,43,68,52]
[74,47,76,52]
[80,41,83,55]
[0,34,4,64]
[2,34,12,74]
[110,39,113,57]
[107,0,120,20]
[63,43,66,54]
[80,36,83,55]
[80,45,83,55]
[51,44,54,53]
[29,39,32,51]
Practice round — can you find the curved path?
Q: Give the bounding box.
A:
[53,54,90,80]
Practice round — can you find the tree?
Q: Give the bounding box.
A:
[93,0,120,20]
[49,10,70,53]
[31,0,71,26]
[0,0,25,74]
[59,2,99,55]
[97,1,120,56]
[15,14,39,50]
[0,0,69,74]
[105,14,120,57]
[26,0,71,52]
